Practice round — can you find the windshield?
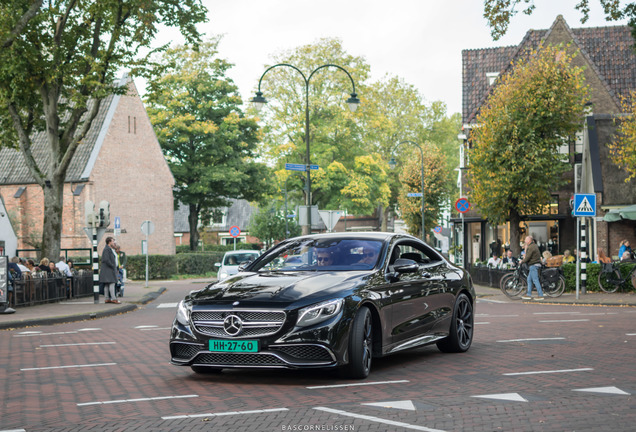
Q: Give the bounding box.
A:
[250,238,384,272]
[223,252,259,266]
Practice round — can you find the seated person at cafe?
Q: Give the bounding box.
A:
[621,251,633,262]
[563,249,575,263]
[501,250,518,268]
[487,253,501,268]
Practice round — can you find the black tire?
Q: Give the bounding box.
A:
[598,269,621,293]
[500,273,524,299]
[544,276,565,298]
[191,366,222,374]
[437,293,473,353]
[341,306,373,379]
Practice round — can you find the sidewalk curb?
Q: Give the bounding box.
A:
[0,287,167,331]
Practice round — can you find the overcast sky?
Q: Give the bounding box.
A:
[147,0,629,116]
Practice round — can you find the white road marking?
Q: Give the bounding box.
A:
[162,407,288,420]
[314,407,446,432]
[14,328,102,338]
[539,319,590,323]
[140,327,171,331]
[78,394,198,406]
[306,380,409,389]
[497,337,566,343]
[39,342,116,348]
[157,303,179,308]
[475,322,490,325]
[626,333,636,336]
[476,314,519,317]
[503,367,593,376]
[362,400,416,411]
[472,393,528,402]
[573,386,630,395]
[134,325,158,329]
[534,311,581,315]
[21,363,116,371]
[16,331,42,334]
[477,298,507,303]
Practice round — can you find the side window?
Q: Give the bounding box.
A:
[399,242,443,265]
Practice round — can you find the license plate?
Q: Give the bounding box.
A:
[209,339,259,353]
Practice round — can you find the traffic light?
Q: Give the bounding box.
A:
[85,201,98,227]
[98,200,110,227]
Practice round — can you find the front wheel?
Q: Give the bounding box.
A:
[341,306,373,379]
[500,273,525,299]
[598,269,621,293]
[437,293,474,353]
[544,276,565,298]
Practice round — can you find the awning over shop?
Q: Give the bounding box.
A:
[603,204,636,222]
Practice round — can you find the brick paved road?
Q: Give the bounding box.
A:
[1,282,634,432]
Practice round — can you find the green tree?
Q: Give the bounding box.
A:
[483,0,633,41]
[394,144,451,240]
[248,202,301,249]
[0,0,207,259]
[468,44,589,255]
[609,90,636,181]
[145,37,271,250]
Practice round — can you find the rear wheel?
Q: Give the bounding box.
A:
[341,306,373,379]
[598,269,621,293]
[544,276,565,298]
[437,293,473,353]
[500,273,524,299]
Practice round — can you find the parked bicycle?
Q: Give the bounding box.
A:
[499,263,566,299]
[597,260,636,293]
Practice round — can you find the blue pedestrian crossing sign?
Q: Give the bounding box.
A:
[573,193,596,217]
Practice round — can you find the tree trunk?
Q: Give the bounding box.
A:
[509,207,522,256]
[40,176,64,261]
[188,204,200,251]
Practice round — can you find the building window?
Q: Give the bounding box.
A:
[486,72,500,85]
[211,208,227,227]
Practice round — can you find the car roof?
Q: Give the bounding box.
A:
[285,232,417,242]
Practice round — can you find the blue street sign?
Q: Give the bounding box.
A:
[309,165,319,170]
[407,192,423,197]
[229,226,241,237]
[573,193,596,217]
[434,226,442,233]
[114,216,120,229]
[285,163,306,171]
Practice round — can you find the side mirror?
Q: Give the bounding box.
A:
[393,258,419,274]
[214,262,221,268]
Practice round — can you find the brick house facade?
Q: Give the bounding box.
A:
[455,16,636,265]
[0,75,175,258]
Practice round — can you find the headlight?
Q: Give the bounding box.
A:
[175,300,190,326]
[297,299,344,327]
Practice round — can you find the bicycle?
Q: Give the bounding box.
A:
[597,260,636,293]
[499,263,566,299]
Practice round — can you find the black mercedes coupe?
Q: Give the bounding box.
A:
[169,232,475,379]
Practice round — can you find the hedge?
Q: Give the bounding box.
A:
[126,252,225,280]
[562,262,636,292]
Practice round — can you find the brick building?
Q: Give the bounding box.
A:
[454,16,636,265]
[0,75,175,258]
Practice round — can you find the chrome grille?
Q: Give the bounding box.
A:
[191,309,286,338]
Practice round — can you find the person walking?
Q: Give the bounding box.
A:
[521,235,544,301]
[99,236,120,304]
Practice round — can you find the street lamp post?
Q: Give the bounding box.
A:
[389,141,426,241]
[251,63,360,235]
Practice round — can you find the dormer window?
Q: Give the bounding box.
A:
[486,72,500,85]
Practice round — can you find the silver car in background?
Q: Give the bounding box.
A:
[215,250,260,281]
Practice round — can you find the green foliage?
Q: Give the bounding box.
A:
[175,243,260,254]
[248,202,301,248]
[126,253,225,280]
[0,0,207,260]
[609,90,636,182]
[145,37,272,250]
[469,44,589,253]
[483,0,631,41]
[396,144,451,238]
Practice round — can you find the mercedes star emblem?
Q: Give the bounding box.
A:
[223,315,243,336]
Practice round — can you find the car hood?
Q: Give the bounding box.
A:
[190,271,364,305]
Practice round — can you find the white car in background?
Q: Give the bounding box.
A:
[215,250,261,281]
